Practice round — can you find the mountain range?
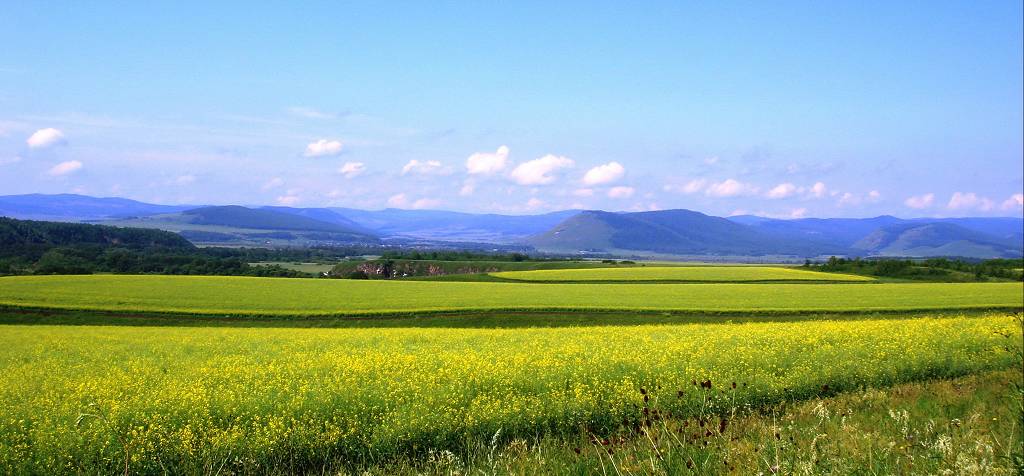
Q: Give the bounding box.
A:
[0,194,1020,259]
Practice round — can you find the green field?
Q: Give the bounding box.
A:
[0,275,1020,316]
[492,265,873,282]
[0,314,1018,473]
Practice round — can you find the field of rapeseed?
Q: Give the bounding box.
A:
[0,275,1020,316]
[0,313,1017,473]
[491,265,873,282]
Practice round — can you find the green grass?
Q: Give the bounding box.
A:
[0,315,1017,473]
[361,369,1024,475]
[0,275,1020,316]
[492,265,873,282]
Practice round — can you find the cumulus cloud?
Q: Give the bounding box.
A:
[867,190,881,202]
[837,192,860,207]
[904,193,934,209]
[705,179,756,198]
[766,183,797,199]
[664,178,707,195]
[387,193,408,207]
[27,128,66,149]
[276,195,301,206]
[459,181,476,196]
[304,139,343,157]
[808,182,827,198]
[261,177,285,191]
[466,145,509,175]
[510,154,574,185]
[338,162,365,179]
[411,198,442,209]
[582,162,625,186]
[526,197,545,209]
[401,159,451,176]
[1002,193,1024,211]
[947,192,994,211]
[607,186,635,199]
[47,160,82,176]
[789,208,808,219]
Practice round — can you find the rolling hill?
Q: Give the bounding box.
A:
[101,206,379,245]
[528,210,848,257]
[329,207,579,242]
[852,222,1023,258]
[0,194,195,221]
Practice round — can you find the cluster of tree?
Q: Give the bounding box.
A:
[806,256,1024,281]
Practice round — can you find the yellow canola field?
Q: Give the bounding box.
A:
[492,266,873,282]
[0,315,1017,473]
[0,275,1020,316]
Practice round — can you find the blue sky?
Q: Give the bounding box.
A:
[1,1,1021,217]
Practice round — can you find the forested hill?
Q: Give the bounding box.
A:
[0,217,195,254]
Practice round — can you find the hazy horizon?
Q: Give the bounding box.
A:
[2,2,1022,219]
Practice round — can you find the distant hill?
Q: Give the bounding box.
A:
[729,215,904,247]
[529,209,848,257]
[103,206,379,245]
[330,208,579,242]
[0,217,194,258]
[852,222,1023,258]
[0,194,195,221]
[260,206,376,236]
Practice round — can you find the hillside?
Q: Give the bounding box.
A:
[853,223,1023,258]
[529,210,848,257]
[0,194,194,221]
[103,206,379,245]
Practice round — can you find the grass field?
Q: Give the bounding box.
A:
[0,314,1018,473]
[0,275,1020,316]
[492,266,873,282]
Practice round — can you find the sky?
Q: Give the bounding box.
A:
[1,1,1022,218]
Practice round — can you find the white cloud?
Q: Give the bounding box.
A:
[572,188,594,197]
[459,181,476,196]
[526,197,545,209]
[411,198,442,209]
[837,192,859,207]
[705,179,756,198]
[401,159,451,176]
[304,139,344,157]
[582,161,625,186]
[664,178,707,195]
[1002,193,1024,210]
[0,156,23,165]
[947,192,994,211]
[175,175,196,185]
[261,177,284,191]
[867,190,881,202]
[466,145,510,175]
[808,182,827,198]
[27,128,66,149]
[338,161,365,179]
[789,208,808,219]
[287,107,336,119]
[766,183,797,199]
[387,193,408,207]
[904,193,934,209]
[510,154,574,185]
[276,195,301,206]
[47,160,82,176]
[607,186,635,199]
